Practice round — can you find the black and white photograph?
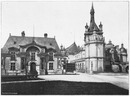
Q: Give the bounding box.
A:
[1,0,129,95]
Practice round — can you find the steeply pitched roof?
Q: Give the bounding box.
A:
[85,3,103,35]
[2,35,60,53]
[66,42,80,55]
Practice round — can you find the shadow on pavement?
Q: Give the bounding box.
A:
[1,80,128,95]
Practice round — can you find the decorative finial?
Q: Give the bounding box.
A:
[60,44,63,50]
[99,22,103,31]
[85,23,88,29]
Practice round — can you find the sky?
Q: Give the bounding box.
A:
[0,0,129,49]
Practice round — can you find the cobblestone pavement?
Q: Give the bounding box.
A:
[38,72,129,90]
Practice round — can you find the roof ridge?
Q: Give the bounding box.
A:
[10,35,55,39]
[66,42,76,50]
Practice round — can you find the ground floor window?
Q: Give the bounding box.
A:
[49,63,53,70]
[10,63,15,70]
[21,57,25,70]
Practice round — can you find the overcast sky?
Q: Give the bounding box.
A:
[1,1,129,49]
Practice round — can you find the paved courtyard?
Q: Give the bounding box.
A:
[38,72,129,90]
[2,72,128,95]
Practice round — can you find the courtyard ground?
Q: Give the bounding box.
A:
[38,72,129,90]
[1,72,129,95]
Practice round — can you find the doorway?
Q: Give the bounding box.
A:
[30,62,37,75]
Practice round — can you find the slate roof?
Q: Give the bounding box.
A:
[2,35,60,53]
[66,42,80,55]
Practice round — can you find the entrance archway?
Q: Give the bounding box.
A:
[30,62,38,75]
[30,62,36,71]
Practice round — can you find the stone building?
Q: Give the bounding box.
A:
[1,32,61,75]
[66,4,128,73]
[84,4,105,73]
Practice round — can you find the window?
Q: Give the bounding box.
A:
[10,63,15,70]
[31,52,35,60]
[41,58,44,69]
[49,52,53,61]
[11,52,16,61]
[21,57,25,69]
[49,63,53,70]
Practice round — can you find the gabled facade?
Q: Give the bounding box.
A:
[1,32,61,75]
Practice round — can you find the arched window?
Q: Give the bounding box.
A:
[31,52,35,61]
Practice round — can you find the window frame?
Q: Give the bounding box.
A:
[31,52,35,61]
[10,51,16,61]
[10,63,15,71]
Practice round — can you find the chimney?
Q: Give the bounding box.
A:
[44,33,48,38]
[121,43,124,48]
[21,31,25,37]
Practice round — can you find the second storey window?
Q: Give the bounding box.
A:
[31,52,35,60]
[49,52,53,61]
[11,52,16,61]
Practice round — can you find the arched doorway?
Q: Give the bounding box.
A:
[30,62,38,75]
[30,62,36,71]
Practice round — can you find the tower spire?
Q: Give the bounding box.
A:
[89,3,99,32]
[90,2,95,15]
